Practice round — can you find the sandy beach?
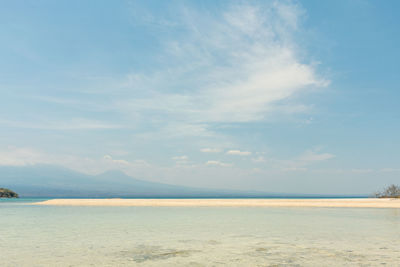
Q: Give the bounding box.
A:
[33,198,400,208]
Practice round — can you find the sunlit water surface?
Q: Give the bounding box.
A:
[1,199,399,266]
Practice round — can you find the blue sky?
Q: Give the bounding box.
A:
[0,0,399,194]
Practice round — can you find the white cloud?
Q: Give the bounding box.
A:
[131,159,150,167]
[172,155,188,161]
[351,169,374,174]
[12,2,327,140]
[282,167,308,172]
[172,155,190,165]
[227,150,252,156]
[252,156,267,163]
[103,155,130,165]
[113,1,328,136]
[258,148,335,171]
[298,150,335,163]
[281,149,334,169]
[200,148,221,153]
[205,160,232,167]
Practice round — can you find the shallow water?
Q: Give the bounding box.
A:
[1,199,399,266]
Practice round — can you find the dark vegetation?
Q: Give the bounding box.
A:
[374,184,400,198]
[0,188,19,198]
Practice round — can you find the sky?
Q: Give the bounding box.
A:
[0,0,399,194]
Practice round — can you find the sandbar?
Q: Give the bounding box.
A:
[33,198,400,208]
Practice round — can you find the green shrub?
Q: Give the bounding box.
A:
[0,188,19,198]
[375,184,400,198]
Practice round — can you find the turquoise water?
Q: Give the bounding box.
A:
[1,199,399,266]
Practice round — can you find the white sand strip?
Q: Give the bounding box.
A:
[32,198,400,208]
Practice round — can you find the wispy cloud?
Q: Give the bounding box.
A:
[252,156,267,163]
[282,167,308,172]
[351,168,374,174]
[251,148,335,171]
[226,150,252,156]
[112,1,327,136]
[103,155,130,165]
[171,155,192,166]
[172,155,188,161]
[298,150,335,163]
[283,149,335,170]
[200,148,221,153]
[8,1,327,140]
[205,160,232,167]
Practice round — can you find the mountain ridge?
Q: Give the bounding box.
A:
[0,164,273,197]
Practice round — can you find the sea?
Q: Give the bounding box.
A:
[1,198,399,266]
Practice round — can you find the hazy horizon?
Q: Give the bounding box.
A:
[0,164,373,197]
[1,0,399,195]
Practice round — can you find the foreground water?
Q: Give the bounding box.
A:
[1,199,399,266]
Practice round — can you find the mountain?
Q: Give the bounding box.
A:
[0,165,272,198]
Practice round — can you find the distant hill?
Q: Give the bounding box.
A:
[0,165,274,198]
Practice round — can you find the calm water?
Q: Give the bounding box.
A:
[1,199,400,266]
